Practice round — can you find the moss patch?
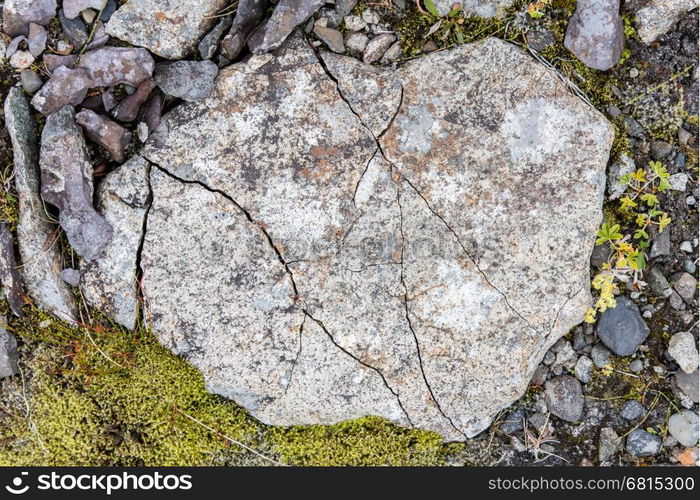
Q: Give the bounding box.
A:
[0,307,456,466]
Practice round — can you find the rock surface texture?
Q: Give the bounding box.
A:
[564,0,624,71]
[105,37,612,440]
[105,0,229,59]
[635,0,699,45]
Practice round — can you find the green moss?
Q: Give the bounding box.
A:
[0,307,453,466]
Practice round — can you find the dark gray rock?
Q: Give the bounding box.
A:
[545,375,584,422]
[530,364,548,386]
[574,355,593,383]
[199,15,233,60]
[564,0,624,71]
[75,109,132,163]
[2,0,56,37]
[248,0,325,54]
[112,78,155,122]
[40,106,113,260]
[650,140,672,159]
[20,69,43,95]
[646,267,672,298]
[626,429,661,457]
[4,87,78,323]
[597,296,650,356]
[500,408,526,434]
[0,223,24,316]
[620,399,645,421]
[79,47,154,87]
[591,342,612,367]
[154,60,218,102]
[30,65,93,116]
[649,228,671,258]
[59,8,89,47]
[0,323,19,378]
[221,0,269,60]
[590,243,610,268]
[140,88,164,138]
[336,0,358,17]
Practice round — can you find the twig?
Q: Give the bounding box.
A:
[175,408,288,466]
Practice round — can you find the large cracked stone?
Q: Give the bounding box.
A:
[103,36,611,440]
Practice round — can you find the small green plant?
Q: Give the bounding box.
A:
[585,161,672,323]
[526,0,551,19]
[422,1,469,43]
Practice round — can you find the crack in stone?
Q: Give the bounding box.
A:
[134,157,154,327]
[352,146,379,206]
[396,186,468,440]
[143,160,413,426]
[282,314,305,397]
[302,310,415,427]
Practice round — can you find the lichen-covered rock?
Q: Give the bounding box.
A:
[75,109,132,163]
[635,0,699,45]
[154,60,218,102]
[220,0,268,60]
[30,66,93,116]
[78,47,154,87]
[564,0,624,71]
[126,36,613,440]
[81,156,150,330]
[2,0,56,37]
[40,106,112,261]
[247,0,325,54]
[105,0,229,59]
[4,88,78,323]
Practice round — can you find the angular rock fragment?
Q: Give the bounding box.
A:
[668,410,699,447]
[44,54,78,72]
[112,79,155,122]
[220,0,268,60]
[75,109,132,162]
[154,60,218,102]
[4,88,78,323]
[79,47,154,87]
[2,0,56,37]
[31,65,93,116]
[105,0,229,59]
[27,22,47,56]
[636,0,699,45]
[20,69,43,95]
[0,223,24,316]
[133,37,613,440]
[0,323,19,378]
[81,156,150,330]
[9,50,33,70]
[40,106,112,260]
[314,23,344,53]
[63,0,107,20]
[59,8,89,47]
[140,89,165,138]
[247,0,325,54]
[199,15,233,60]
[668,331,699,374]
[626,429,661,457]
[545,375,584,422]
[596,296,650,356]
[564,0,624,71]
[363,33,395,64]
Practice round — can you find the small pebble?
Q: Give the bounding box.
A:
[361,8,380,25]
[344,15,367,32]
[686,196,696,206]
[61,268,81,286]
[629,68,639,78]
[680,241,693,253]
[9,50,34,70]
[20,69,43,94]
[629,359,644,372]
[56,40,74,55]
[626,429,661,457]
[620,400,645,421]
[683,258,696,274]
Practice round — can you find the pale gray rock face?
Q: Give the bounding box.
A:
[4,88,78,323]
[668,331,699,374]
[248,0,325,54]
[40,106,113,261]
[76,109,132,163]
[63,0,107,20]
[0,324,19,378]
[564,0,624,71]
[81,157,150,330]
[30,66,93,116]
[27,23,47,57]
[105,0,229,59]
[128,37,612,440]
[154,60,218,102]
[635,0,699,45]
[79,47,154,87]
[668,409,699,447]
[431,0,513,18]
[221,0,269,60]
[2,0,56,37]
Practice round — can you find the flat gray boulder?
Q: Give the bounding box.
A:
[103,36,611,440]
